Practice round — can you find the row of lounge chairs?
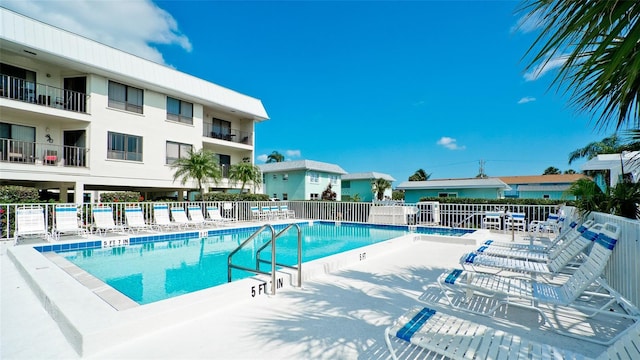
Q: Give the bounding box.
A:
[12,204,237,242]
[250,205,295,221]
[385,214,640,359]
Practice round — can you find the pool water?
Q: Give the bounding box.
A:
[59,223,469,304]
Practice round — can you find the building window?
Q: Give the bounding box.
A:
[108,132,142,161]
[438,192,457,198]
[342,181,350,189]
[211,118,231,139]
[272,174,277,180]
[543,194,550,199]
[282,193,288,200]
[272,194,277,199]
[0,122,36,160]
[108,81,143,114]
[310,193,319,200]
[283,173,288,181]
[309,172,319,183]
[166,141,192,164]
[166,97,193,124]
[330,175,338,185]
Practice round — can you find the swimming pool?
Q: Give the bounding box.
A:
[57,222,471,305]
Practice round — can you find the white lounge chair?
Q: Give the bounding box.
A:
[437,222,635,344]
[250,206,261,221]
[206,206,233,225]
[92,206,127,235]
[187,205,212,227]
[52,205,87,240]
[153,204,182,230]
[385,305,640,360]
[480,219,588,253]
[279,205,295,219]
[460,222,600,276]
[15,207,51,243]
[481,211,502,230]
[125,206,158,233]
[260,206,272,220]
[170,206,201,228]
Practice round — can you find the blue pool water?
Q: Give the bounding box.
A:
[59,222,471,305]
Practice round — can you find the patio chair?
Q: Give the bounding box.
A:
[186,205,210,227]
[270,205,281,219]
[460,222,601,278]
[250,206,261,221]
[152,204,182,231]
[462,221,597,269]
[52,205,88,240]
[92,206,127,235]
[260,206,272,220]
[529,212,562,238]
[481,211,502,230]
[125,206,158,233]
[504,212,526,232]
[279,205,295,219]
[15,207,51,243]
[170,206,202,228]
[436,222,637,344]
[206,206,233,225]
[385,305,640,360]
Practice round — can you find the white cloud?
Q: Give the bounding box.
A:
[437,137,465,151]
[285,150,301,158]
[2,0,191,65]
[257,154,268,163]
[511,11,544,34]
[517,96,536,104]
[523,56,567,81]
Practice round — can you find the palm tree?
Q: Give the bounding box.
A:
[566,178,606,217]
[543,166,561,175]
[371,178,392,201]
[170,149,221,195]
[266,151,285,163]
[518,1,640,131]
[607,182,640,219]
[568,135,625,165]
[409,169,430,181]
[229,162,262,193]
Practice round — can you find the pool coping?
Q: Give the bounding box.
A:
[7,221,478,356]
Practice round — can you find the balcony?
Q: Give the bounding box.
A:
[202,123,252,145]
[1,74,88,113]
[0,138,88,167]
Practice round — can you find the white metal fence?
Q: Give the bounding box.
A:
[1,200,638,307]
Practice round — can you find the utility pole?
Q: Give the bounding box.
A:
[477,160,486,178]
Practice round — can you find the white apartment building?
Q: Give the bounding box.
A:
[0,8,269,203]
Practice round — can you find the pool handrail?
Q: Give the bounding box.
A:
[255,223,302,288]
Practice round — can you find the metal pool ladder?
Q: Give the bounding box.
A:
[227,223,302,295]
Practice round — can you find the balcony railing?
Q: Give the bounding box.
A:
[1,74,88,113]
[0,138,88,167]
[202,123,252,145]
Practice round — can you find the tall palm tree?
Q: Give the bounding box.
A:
[229,162,262,193]
[566,178,606,217]
[371,178,392,201]
[170,149,221,195]
[409,169,430,181]
[266,151,285,163]
[568,135,624,164]
[518,1,640,131]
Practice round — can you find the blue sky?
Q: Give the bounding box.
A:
[5,0,619,185]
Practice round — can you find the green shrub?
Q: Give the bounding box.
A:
[202,193,270,202]
[0,186,40,203]
[417,197,572,206]
[99,192,142,203]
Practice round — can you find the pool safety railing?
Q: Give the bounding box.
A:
[227,223,302,295]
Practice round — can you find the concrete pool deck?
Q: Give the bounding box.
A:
[0,226,629,359]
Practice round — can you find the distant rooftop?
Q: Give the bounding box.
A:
[396,177,510,190]
[497,174,588,184]
[342,172,395,181]
[258,160,347,174]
